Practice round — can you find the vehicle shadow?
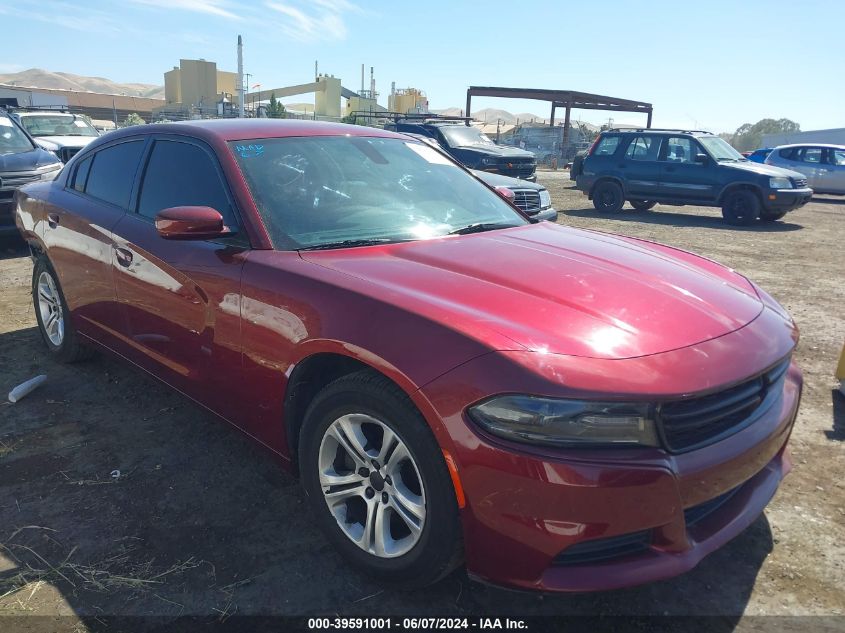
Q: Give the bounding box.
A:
[826,389,845,441]
[813,196,845,206]
[563,208,804,232]
[0,326,772,629]
[0,236,28,261]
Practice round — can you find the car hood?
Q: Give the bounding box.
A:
[455,144,535,159]
[300,223,764,360]
[723,159,805,180]
[470,169,543,190]
[0,147,61,172]
[34,136,96,151]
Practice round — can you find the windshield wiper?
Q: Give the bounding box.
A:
[298,238,403,251]
[448,222,520,235]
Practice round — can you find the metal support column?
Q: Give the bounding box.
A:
[561,106,571,156]
[549,103,556,126]
[646,109,653,128]
[465,93,472,120]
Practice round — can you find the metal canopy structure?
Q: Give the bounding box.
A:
[465,86,653,153]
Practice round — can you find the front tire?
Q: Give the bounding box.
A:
[721,190,761,226]
[760,211,787,222]
[592,181,624,213]
[629,199,657,211]
[32,258,94,363]
[299,370,463,588]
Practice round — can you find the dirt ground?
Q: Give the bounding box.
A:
[1,173,843,630]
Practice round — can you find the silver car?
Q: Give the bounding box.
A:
[765,144,845,195]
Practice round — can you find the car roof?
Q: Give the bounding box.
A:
[602,129,714,136]
[97,119,407,144]
[774,143,845,149]
[15,111,74,117]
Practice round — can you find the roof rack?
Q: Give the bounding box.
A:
[605,127,713,134]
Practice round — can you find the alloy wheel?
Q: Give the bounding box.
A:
[37,271,64,347]
[318,413,426,558]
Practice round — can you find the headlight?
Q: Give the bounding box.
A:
[769,177,792,189]
[479,156,497,166]
[40,164,62,181]
[539,189,552,208]
[468,395,659,447]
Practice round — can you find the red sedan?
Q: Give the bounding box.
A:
[15,120,801,592]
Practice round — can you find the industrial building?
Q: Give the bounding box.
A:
[0,84,163,124]
[154,59,240,119]
[762,127,845,147]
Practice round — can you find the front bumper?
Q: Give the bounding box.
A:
[0,200,19,236]
[764,187,813,212]
[530,207,558,222]
[418,308,800,592]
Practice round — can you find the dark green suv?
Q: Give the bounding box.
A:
[573,129,813,225]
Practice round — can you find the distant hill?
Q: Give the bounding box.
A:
[432,107,601,130]
[0,68,164,99]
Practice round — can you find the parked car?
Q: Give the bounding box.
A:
[745,148,774,164]
[16,120,802,593]
[575,129,812,225]
[11,111,100,163]
[765,144,845,195]
[385,119,537,181]
[0,111,63,236]
[568,149,588,178]
[470,169,556,221]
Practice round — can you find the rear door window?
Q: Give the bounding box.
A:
[72,155,92,192]
[593,136,621,156]
[778,148,799,160]
[137,139,236,227]
[831,149,845,166]
[800,148,822,163]
[625,136,660,161]
[84,140,145,208]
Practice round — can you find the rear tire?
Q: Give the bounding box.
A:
[299,369,463,589]
[592,181,624,213]
[760,211,787,222]
[32,258,94,363]
[629,199,657,211]
[721,190,761,226]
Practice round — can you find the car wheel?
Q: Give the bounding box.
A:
[629,199,657,211]
[721,190,761,226]
[760,211,787,222]
[299,370,463,588]
[32,258,94,363]
[592,181,624,213]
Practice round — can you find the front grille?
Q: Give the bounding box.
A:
[658,358,790,453]
[512,189,541,213]
[552,530,651,566]
[0,172,40,189]
[59,147,81,163]
[684,486,740,527]
[791,177,808,188]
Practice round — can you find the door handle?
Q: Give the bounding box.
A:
[47,213,60,228]
[665,166,677,172]
[114,247,133,267]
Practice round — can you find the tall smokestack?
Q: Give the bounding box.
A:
[237,35,244,118]
[361,64,365,95]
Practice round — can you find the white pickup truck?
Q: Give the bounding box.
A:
[10,111,100,163]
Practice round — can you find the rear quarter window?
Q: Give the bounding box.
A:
[593,136,621,156]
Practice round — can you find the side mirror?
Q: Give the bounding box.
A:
[695,153,709,164]
[155,206,231,240]
[493,185,516,202]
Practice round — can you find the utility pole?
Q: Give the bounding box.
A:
[244,72,252,116]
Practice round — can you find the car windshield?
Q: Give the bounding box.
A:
[231,136,527,250]
[19,114,99,138]
[698,136,745,161]
[439,126,496,148]
[0,116,35,154]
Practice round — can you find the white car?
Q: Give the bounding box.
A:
[11,111,100,163]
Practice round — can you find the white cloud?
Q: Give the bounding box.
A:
[130,0,242,20]
[265,0,358,42]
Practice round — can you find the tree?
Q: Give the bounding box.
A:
[267,93,285,119]
[729,118,800,152]
[120,113,145,127]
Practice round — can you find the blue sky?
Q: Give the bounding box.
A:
[0,0,840,133]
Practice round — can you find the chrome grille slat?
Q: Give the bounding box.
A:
[511,189,541,212]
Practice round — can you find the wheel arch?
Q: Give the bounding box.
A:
[589,175,626,199]
[717,182,763,206]
[282,347,453,474]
